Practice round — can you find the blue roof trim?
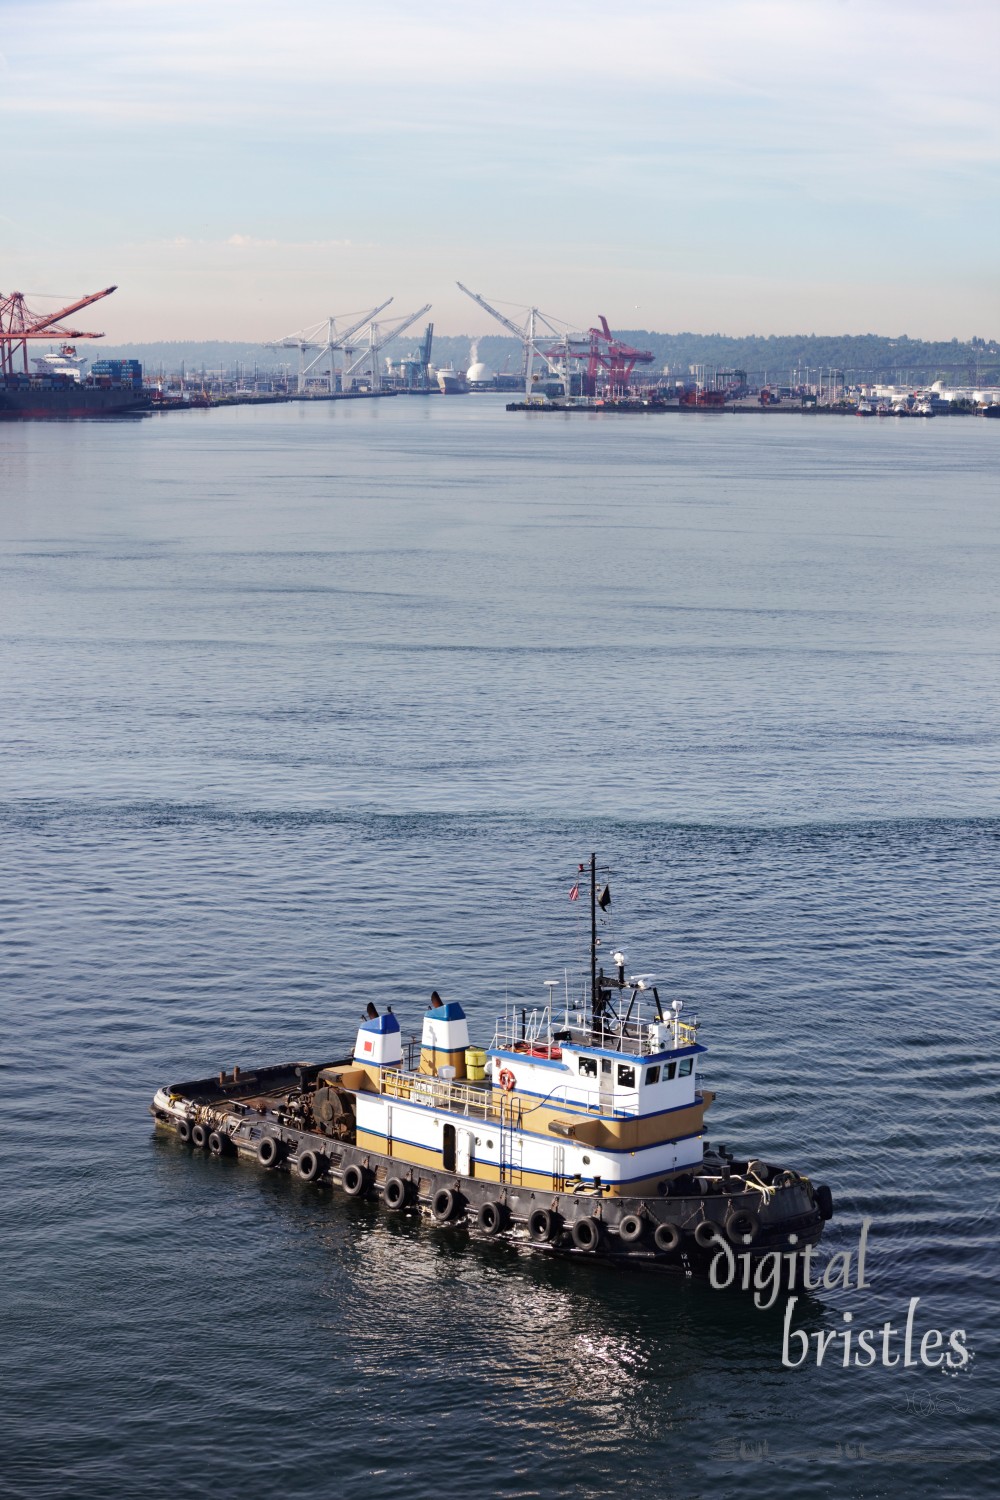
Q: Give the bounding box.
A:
[563,1042,706,1063]
[490,1041,705,1066]
[488,1048,568,1071]
[425,1001,465,1022]
[360,1013,401,1035]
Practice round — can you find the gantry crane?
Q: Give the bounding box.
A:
[0,285,116,377]
[342,304,433,391]
[579,317,655,397]
[271,300,394,394]
[456,283,575,399]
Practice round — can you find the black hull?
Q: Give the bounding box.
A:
[151,1061,829,1279]
[0,383,151,419]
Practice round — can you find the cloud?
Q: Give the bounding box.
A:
[225,234,356,251]
[2,0,996,339]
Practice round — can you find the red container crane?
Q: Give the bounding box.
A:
[0,285,116,377]
[542,316,656,398]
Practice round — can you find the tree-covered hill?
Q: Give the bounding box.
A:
[77,328,999,385]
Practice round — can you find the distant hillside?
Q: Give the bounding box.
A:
[75,329,999,384]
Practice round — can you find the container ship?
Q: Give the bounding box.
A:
[150,856,834,1278]
[0,284,150,419]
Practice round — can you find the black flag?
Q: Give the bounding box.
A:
[598,884,611,911]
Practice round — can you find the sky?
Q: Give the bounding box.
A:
[2,0,997,342]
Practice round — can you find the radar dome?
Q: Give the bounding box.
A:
[466,362,494,385]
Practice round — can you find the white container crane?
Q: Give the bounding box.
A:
[456,283,574,400]
[270,300,394,394]
[342,304,433,392]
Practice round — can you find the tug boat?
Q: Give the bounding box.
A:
[150,857,833,1273]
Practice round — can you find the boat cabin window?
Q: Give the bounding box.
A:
[645,1065,660,1085]
[663,1061,677,1080]
[601,1059,612,1074]
[578,1057,598,1078]
[679,1059,693,1077]
[617,1064,635,1088]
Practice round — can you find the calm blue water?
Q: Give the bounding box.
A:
[1,400,997,1499]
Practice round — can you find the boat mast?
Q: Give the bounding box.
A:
[590,850,598,1026]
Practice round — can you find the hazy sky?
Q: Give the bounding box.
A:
[3,0,997,342]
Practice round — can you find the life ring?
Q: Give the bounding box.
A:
[528,1208,562,1243]
[176,1118,192,1144]
[342,1163,370,1198]
[191,1122,209,1149]
[296,1149,325,1183]
[208,1130,228,1157]
[815,1184,834,1221]
[384,1175,409,1210]
[694,1217,726,1250]
[257,1135,282,1169]
[653,1221,682,1253]
[571,1215,602,1252]
[725,1209,760,1246]
[498,1068,516,1093]
[618,1214,645,1245]
[477,1201,508,1236]
[432,1187,459,1223]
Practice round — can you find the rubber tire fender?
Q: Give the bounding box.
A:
[618,1214,645,1245]
[431,1187,460,1223]
[528,1208,562,1243]
[477,1201,508,1236]
[176,1118,193,1144]
[191,1122,209,1150]
[653,1221,682,1254]
[342,1163,370,1198]
[570,1215,602,1252]
[257,1135,283,1169]
[815,1184,834,1221]
[297,1149,326,1182]
[384,1175,409,1210]
[208,1130,228,1157]
[694,1217,726,1250]
[725,1209,760,1246]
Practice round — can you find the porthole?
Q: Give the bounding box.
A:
[582,1155,591,1164]
[486,1139,494,1149]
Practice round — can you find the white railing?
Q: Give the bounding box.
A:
[380,1069,498,1120]
[379,1066,644,1122]
[491,1008,699,1059]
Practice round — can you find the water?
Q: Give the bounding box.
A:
[1,400,997,1499]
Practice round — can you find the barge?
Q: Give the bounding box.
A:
[151,857,833,1275]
